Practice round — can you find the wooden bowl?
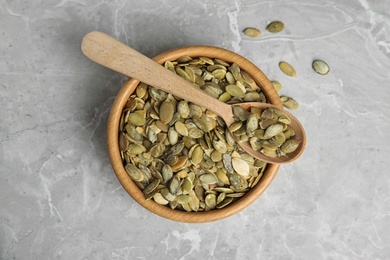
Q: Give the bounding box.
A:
[107,46,281,223]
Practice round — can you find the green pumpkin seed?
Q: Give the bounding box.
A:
[177,101,190,118]
[205,194,217,209]
[243,27,261,37]
[216,197,234,209]
[271,80,282,92]
[279,61,296,77]
[264,124,284,138]
[266,21,284,33]
[191,146,204,165]
[232,157,250,177]
[312,59,330,75]
[280,96,299,110]
[159,100,175,124]
[125,164,144,182]
[143,179,161,195]
[200,173,218,185]
[281,138,300,153]
[177,195,191,204]
[153,192,169,205]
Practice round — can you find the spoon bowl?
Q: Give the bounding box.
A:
[81,31,306,164]
[232,102,305,164]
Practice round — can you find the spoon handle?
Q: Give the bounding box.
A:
[81,31,232,117]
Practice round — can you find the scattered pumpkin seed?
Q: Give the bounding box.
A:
[280,96,299,110]
[266,21,284,33]
[243,27,261,37]
[271,80,282,92]
[312,59,330,75]
[279,61,296,77]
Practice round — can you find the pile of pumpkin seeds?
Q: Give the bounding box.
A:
[231,106,300,158]
[119,56,270,212]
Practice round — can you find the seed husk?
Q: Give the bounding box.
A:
[266,21,284,33]
[279,61,296,77]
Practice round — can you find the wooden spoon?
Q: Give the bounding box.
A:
[81,31,306,164]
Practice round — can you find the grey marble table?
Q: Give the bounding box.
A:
[1,0,389,259]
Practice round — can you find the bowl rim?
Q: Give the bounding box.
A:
[107,45,281,223]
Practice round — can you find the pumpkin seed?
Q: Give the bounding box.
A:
[119,132,129,152]
[169,176,180,195]
[161,188,176,202]
[312,59,330,75]
[271,80,282,92]
[177,195,192,204]
[279,61,296,77]
[153,192,169,205]
[125,164,144,182]
[266,21,284,33]
[174,121,188,136]
[127,112,145,126]
[280,96,299,110]
[177,101,190,118]
[162,164,173,183]
[216,197,234,209]
[159,100,175,124]
[143,179,161,195]
[281,138,300,153]
[205,194,217,209]
[199,173,218,185]
[191,146,204,165]
[232,157,250,177]
[264,124,284,138]
[243,27,261,37]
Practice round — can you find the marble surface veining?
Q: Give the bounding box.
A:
[1,0,390,259]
